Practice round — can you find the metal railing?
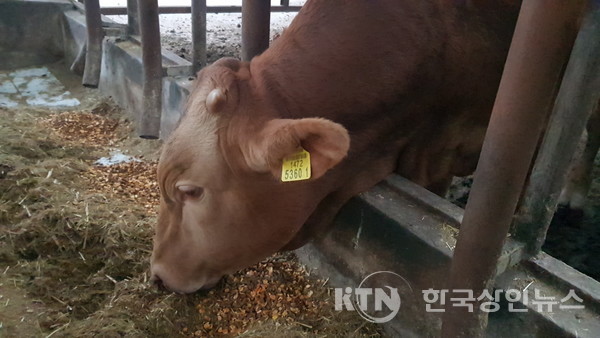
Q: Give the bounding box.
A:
[76,1,600,335]
[79,0,291,137]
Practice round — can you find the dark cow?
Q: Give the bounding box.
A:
[150,0,521,293]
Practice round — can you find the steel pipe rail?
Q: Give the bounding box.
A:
[513,5,600,255]
[241,0,271,61]
[191,0,207,73]
[441,1,585,337]
[127,0,140,36]
[82,0,103,87]
[137,0,163,139]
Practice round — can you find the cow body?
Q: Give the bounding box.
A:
[559,101,600,213]
[151,0,520,293]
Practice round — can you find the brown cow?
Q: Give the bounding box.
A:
[559,101,600,215]
[150,0,520,293]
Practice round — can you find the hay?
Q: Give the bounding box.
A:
[41,110,121,146]
[84,161,160,215]
[0,102,380,337]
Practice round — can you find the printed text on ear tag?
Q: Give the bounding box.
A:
[281,148,311,182]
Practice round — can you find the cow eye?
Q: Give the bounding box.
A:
[177,185,204,199]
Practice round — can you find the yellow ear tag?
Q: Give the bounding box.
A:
[281,148,311,182]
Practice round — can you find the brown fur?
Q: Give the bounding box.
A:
[559,101,600,210]
[151,0,521,293]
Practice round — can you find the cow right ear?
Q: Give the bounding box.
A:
[244,118,350,181]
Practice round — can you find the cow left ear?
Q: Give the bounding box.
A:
[245,118,350,180]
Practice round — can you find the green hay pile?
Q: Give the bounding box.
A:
[0,104,381,337]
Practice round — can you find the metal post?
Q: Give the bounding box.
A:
[191,0,207,73]
[281,0,289,7]
[441,1,584,337]
[138,0,163,139]
[513,6,600,255]
[241,0,271,61]
[127,0,140,36]
[82,0,104,88]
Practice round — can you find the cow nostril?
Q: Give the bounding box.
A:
[202,276,223,290]
[150,274,166,290]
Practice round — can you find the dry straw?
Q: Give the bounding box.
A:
[0,102,379,337]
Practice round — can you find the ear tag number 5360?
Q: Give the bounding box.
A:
[281,148,311,182]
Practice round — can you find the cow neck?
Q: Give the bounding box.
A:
[246,55,416,245]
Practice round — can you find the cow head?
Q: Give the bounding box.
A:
[150,58,350,293]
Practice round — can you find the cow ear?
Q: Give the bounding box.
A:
[246,118,350,180]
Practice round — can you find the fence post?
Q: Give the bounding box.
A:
[191,0,207,73]
[127,0,140,36]
[241,0,271,61]
[82,0,104,87]
[513,6,600,254]
[137,0,163,139]
[441,1,584,336]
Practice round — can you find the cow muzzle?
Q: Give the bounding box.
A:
[149,264,222,294]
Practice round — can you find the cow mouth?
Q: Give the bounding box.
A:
[149,264,223,294]
[150,273,223,293]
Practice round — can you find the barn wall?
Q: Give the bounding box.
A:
[0,0,71,70]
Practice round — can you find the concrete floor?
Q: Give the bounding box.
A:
[0,66,80,109]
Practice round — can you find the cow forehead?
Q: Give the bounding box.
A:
[160,107,226,187]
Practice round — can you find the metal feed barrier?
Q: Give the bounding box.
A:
[65,0,600,336]
[75,0,298,138]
